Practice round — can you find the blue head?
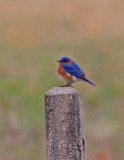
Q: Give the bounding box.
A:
[57,57,71,64]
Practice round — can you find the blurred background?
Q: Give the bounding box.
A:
[0,0,124,160]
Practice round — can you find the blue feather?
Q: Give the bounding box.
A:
[82,76,96,86]
[86,80,96,86]
[62,64,85,79]
[61,61,96,86]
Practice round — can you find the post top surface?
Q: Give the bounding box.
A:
[46,87,79,96]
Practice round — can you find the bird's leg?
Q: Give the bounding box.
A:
[60,83,68,87]
[67,83,72,87]
[61,83,72,87]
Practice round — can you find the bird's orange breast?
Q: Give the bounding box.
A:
[57,64,73,82]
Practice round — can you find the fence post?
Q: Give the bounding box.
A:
[45,87,86,160]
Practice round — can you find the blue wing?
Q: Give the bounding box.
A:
[61,64,85,79]
[62,62,96,86]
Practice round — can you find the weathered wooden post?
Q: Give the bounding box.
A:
[45,87,86,160]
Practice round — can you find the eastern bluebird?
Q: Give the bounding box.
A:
[57,57,96,87]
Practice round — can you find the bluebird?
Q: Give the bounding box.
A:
[57,57,96,87]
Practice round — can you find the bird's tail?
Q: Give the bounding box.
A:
[82,76,96,86]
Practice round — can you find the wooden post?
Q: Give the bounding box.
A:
[45,87,86,160]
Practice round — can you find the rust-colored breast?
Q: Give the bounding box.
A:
[57,64,73,82]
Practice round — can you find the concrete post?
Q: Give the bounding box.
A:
[45,87,86,160]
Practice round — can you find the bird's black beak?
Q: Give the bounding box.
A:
[57,60,61,62]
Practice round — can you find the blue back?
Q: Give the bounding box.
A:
[61,60,85,79]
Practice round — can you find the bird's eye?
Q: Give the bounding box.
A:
[62,60,66,63]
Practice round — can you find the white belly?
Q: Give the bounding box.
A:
[58,74,81,83]
[72,76,81,83]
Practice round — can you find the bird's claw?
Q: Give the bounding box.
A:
[60,83,73,87]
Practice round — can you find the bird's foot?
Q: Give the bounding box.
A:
[60,83,73,87]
